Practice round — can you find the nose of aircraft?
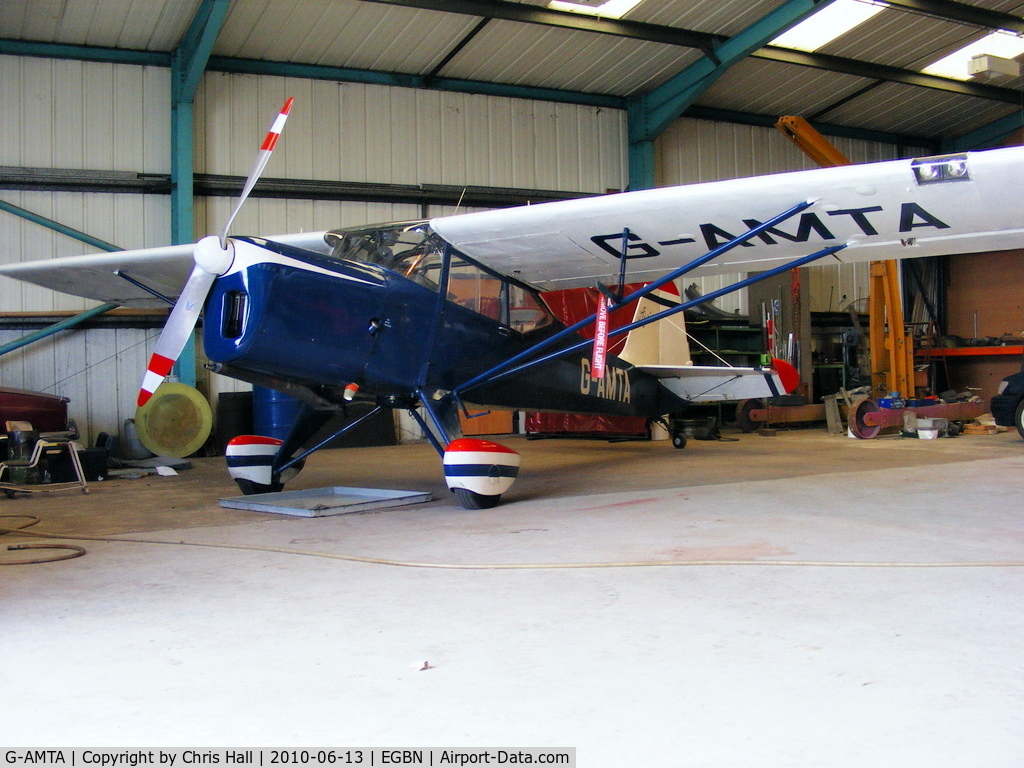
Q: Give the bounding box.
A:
[136,98,294,407]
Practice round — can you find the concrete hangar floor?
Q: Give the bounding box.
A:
[3,427,1024,765]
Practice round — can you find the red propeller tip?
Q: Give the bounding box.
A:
[138,353,175,408]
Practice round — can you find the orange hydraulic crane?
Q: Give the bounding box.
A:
[775,116,914,400]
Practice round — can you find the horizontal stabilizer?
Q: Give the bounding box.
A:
[641,364,790,403]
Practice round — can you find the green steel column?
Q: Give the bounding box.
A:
[626,0,836,191]
[170,97,197,387]
[627,138,656,192]
[168,0,230,388]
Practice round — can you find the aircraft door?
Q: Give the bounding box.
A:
[430,257,527,386]
[362,241,448,390]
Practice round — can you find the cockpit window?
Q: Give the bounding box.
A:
[325,221,554,333]
[327,222,430,267]
[508,284,554,335]
[447,260,553,333]
[327,222,443,289]
[449,257,504,321]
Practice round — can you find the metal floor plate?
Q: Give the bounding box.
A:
[219,486,432,517]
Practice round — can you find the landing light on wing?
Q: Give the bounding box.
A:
[911,153,970,185]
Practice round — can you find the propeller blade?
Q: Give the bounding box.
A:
[138,264,216,407]
[220,96,294,246]
[138,236,236,407]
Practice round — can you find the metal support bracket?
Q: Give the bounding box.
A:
[114,270,177,307]
[407,406,447,458]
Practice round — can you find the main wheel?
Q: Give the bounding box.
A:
[671,432,688,450]
[235,478,284,495]
[454,488,502,510]
[1015,398,1024,440]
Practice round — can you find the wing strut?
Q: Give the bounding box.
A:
[456,242,847,395]
[452,199,820,396]
[113,270,177,307]
[273,405,387,474]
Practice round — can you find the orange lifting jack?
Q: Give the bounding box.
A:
[776,116,914,400]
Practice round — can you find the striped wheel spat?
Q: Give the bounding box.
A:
[443,438,521,497]
[226,435,284,486]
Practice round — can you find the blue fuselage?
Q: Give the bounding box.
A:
[201,237,677,418]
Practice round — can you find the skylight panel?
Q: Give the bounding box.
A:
[547,0,646,20]
[770,0,888,52]
[922,31,1024,81]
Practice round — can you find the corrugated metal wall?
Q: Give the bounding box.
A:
[1,56,170,443]
[192,72,627,219]
[0,56,172,314]
[0,325,156,442]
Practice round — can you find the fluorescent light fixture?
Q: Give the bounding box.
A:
[922,31,1024,80]
[770,0,888,52]
[547,0,645,19]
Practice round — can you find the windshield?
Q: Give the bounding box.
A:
[326,222,443,289]
[324,221,554,334]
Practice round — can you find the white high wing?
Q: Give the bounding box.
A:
[3,146,1023,306]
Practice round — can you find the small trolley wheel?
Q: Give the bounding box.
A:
[1014,398,1024,440]
[736,398,761,433]
[849,398,882,439]
[671,432,688,450]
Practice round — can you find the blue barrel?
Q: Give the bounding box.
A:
[252,386,301,441]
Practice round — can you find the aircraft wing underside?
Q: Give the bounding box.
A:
[431,146,1024,291]
[0,231,332,308]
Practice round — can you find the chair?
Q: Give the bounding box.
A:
[0,422,89,497]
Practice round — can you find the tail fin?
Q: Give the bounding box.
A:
[539,281,691,366]
[618,282,691,368]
